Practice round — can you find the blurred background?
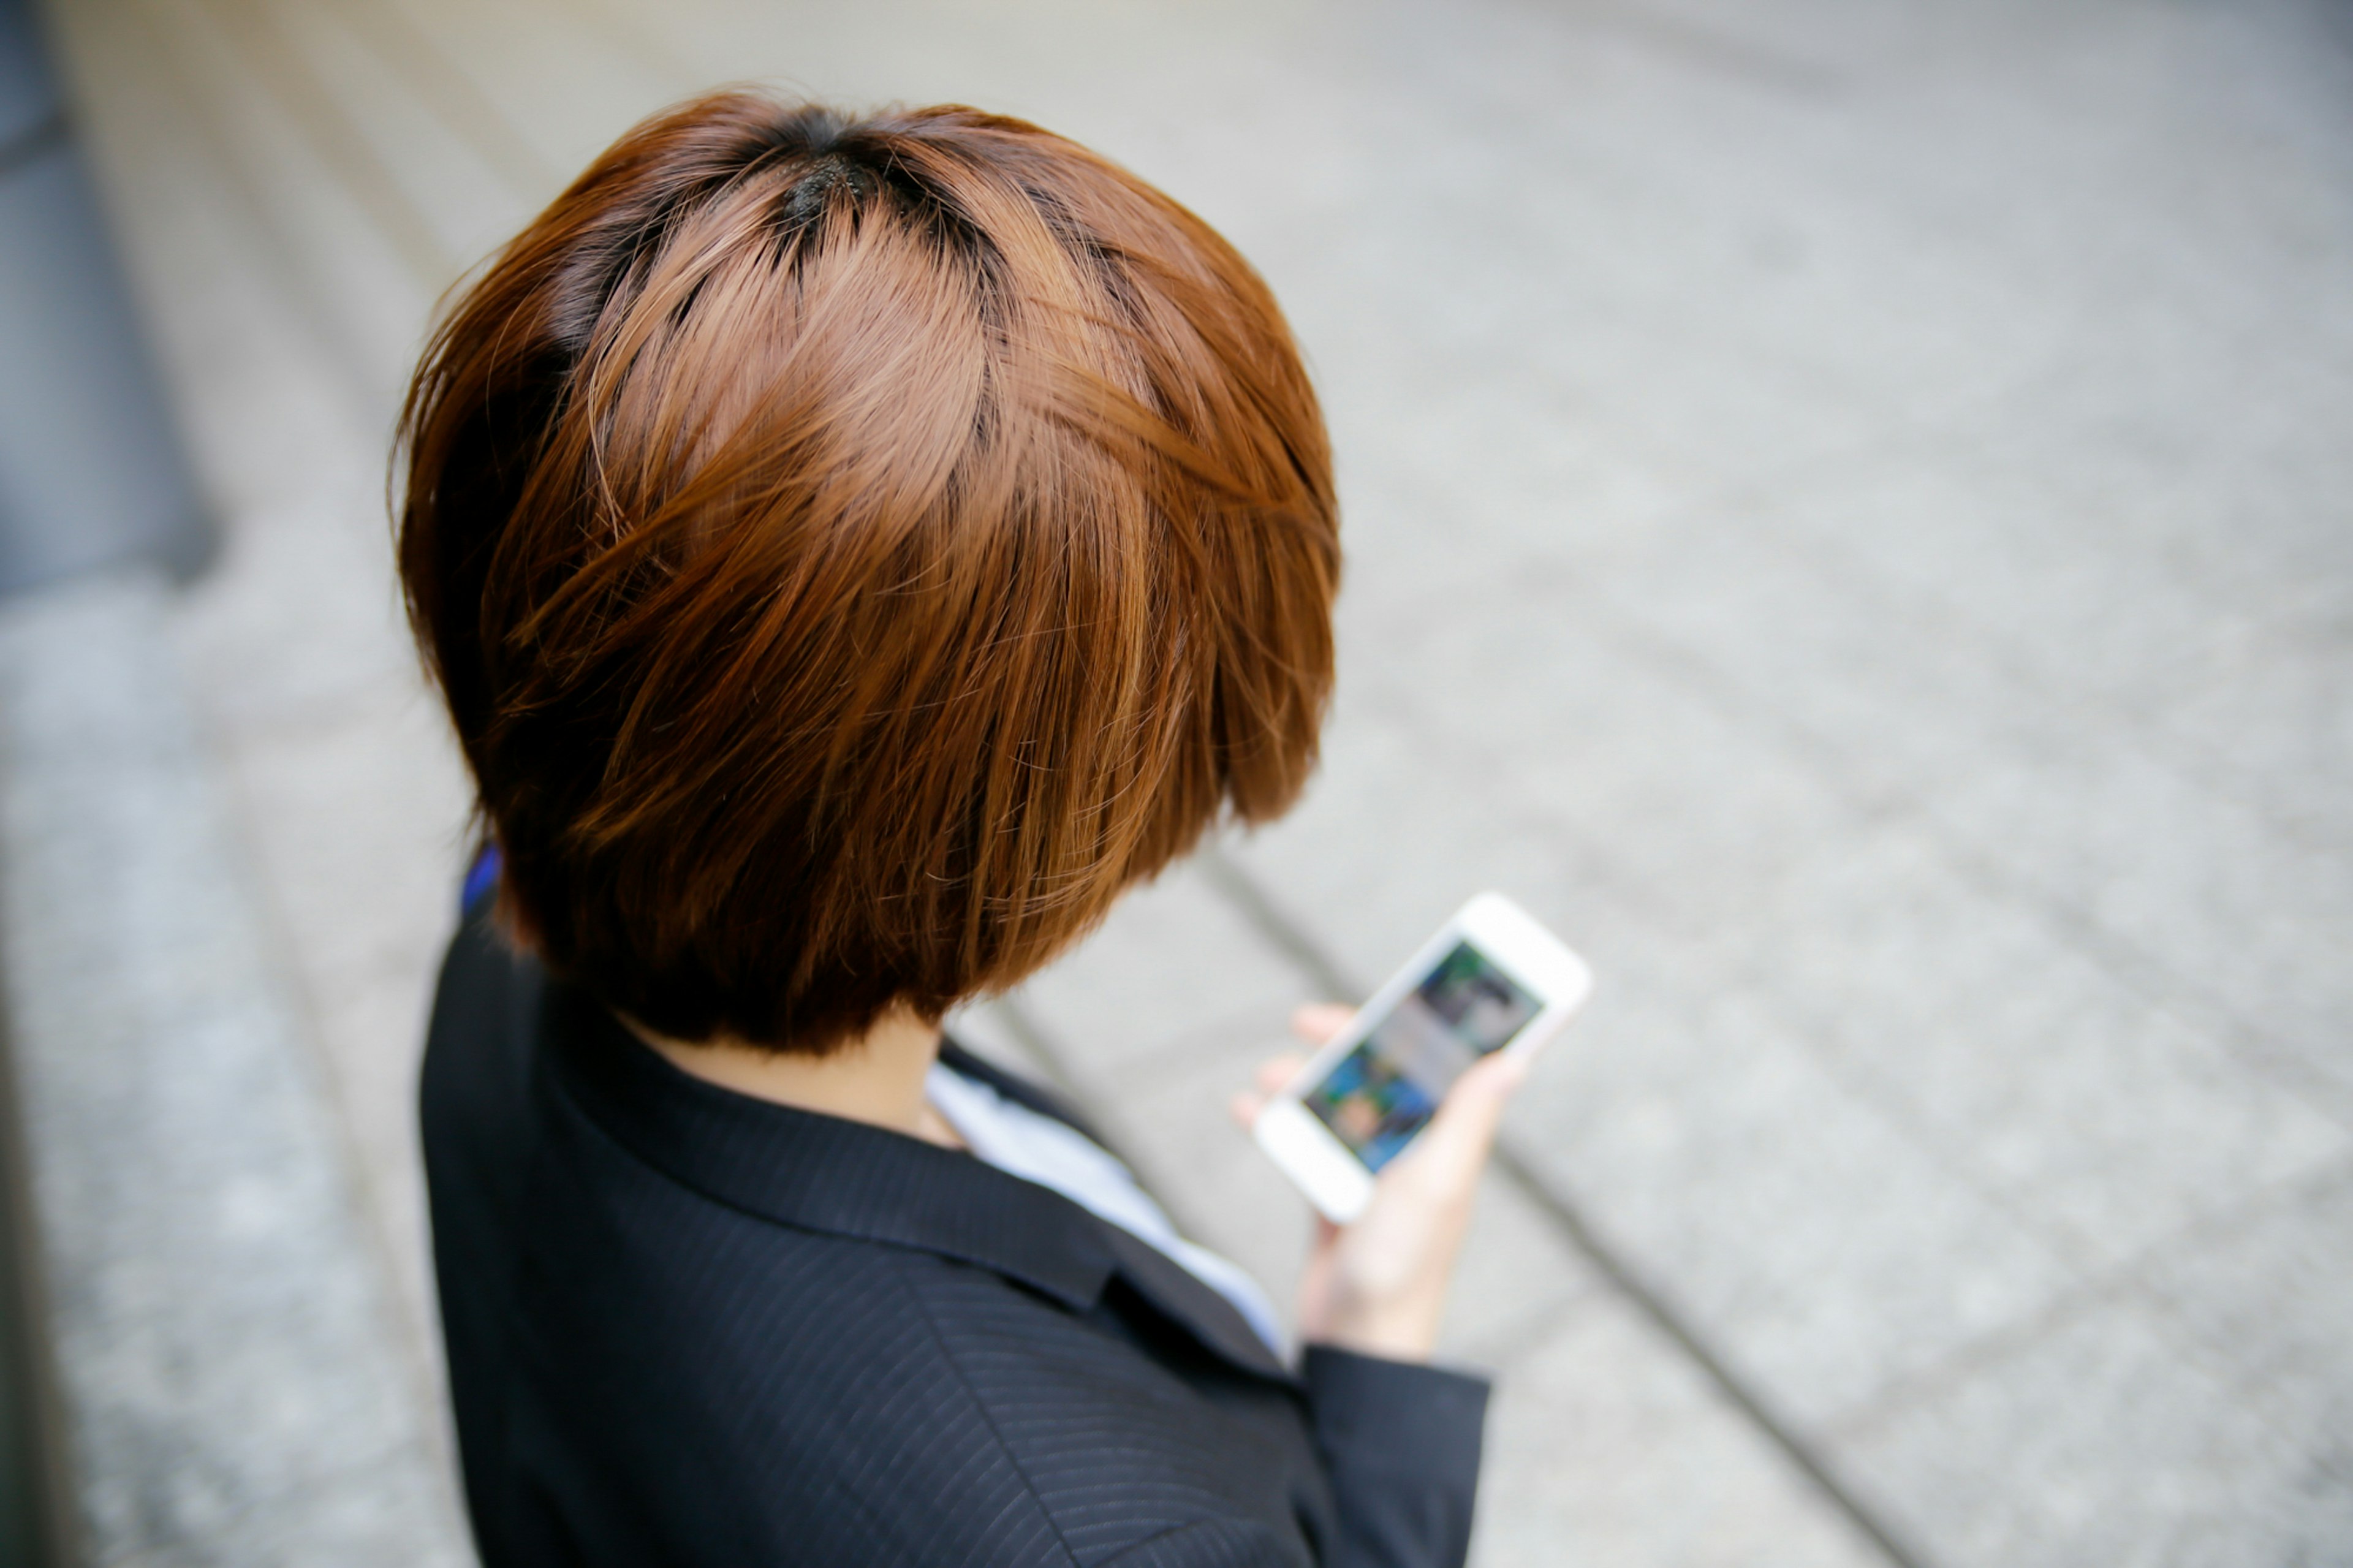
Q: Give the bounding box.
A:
[0,0,2347,1563]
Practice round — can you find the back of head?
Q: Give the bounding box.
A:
[398,91,1339,1053]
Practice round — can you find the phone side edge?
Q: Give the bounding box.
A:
[1458,893,1594,1015]
[1253,1098,1373,1224]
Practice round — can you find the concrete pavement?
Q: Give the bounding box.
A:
[34,0,2353,1561]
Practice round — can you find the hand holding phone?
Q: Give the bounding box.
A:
[1236,1007,1529,1360]
[1236,894,1592,1360]
[1254,893,1591,1222]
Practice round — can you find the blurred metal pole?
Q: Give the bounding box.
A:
[0,0,210,598]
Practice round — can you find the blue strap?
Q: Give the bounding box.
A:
[460,843,502,917]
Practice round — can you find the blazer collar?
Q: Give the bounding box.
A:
[544,979,1294,1386]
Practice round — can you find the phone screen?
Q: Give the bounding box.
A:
[1302,941,1542,1172]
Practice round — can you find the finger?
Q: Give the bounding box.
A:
[1254,1053,1308,1096]
[1401,1050,1526,1180]
[1229,1089,1264,1130]
[1290,1003,1354,1047]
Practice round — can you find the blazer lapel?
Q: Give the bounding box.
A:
[933,1041,1297,1388]
[1096,1222,1297,1387]
[548,975,1298,1389]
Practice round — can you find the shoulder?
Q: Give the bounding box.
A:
[499,1233,1332,1567]
[421,925,1324,1566]
[420,910,537,1142]
[497,1179,1086,1562]
[898,1266,1324,1564]
[538,1228,1319,1566]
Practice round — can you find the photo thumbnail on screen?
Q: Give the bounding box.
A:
[1303,942,1541,1172]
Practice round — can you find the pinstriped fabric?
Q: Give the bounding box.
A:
[496,1094,1076,1562]
[1099,1520,1297,1566]
[421,914,1486,1568]
[909,1268,1324,1564]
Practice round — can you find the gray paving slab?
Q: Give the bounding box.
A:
[1308,352,1686,630]
[1766,447,2267,722]
[1570,495,2019,814]
[1000,859,1316,1075]
[260,4,525,267]
[1433,1171,1607,1369]
[218,691,471,1004]
[1922,720,2353,1119]
[1561,494,2353,1185]
[1346,572,1874,951]
[2075,385,2353,623]
[172,502,422,736]
[43,0,414,417]
[1833,1289,2350,1568]
[197,1436,472,1568]
[53,0,445,396]
[1506,933,2077,1431]
[1475,1296,1890,1568]
[1368,7,2096,431]
[1752,820,2350,1267]
[2156,597,2353,855]
[1574,473,2353,950]
[306,957,446,1366]
[2138,1163,2353,1493]
[1218,691,1611,991]
[387,0,686,176]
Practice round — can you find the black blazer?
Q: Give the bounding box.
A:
[421,911,1490,1567]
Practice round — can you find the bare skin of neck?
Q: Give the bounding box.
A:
[634,1004,966,1150]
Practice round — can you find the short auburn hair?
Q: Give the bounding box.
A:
[396,92,1339,1052]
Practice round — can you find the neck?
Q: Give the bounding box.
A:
[635,1005,958,1146]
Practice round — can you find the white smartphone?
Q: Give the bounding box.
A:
[1253,892,1592,1223]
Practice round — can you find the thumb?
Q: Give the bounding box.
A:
[1405,1050,1525,1179]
